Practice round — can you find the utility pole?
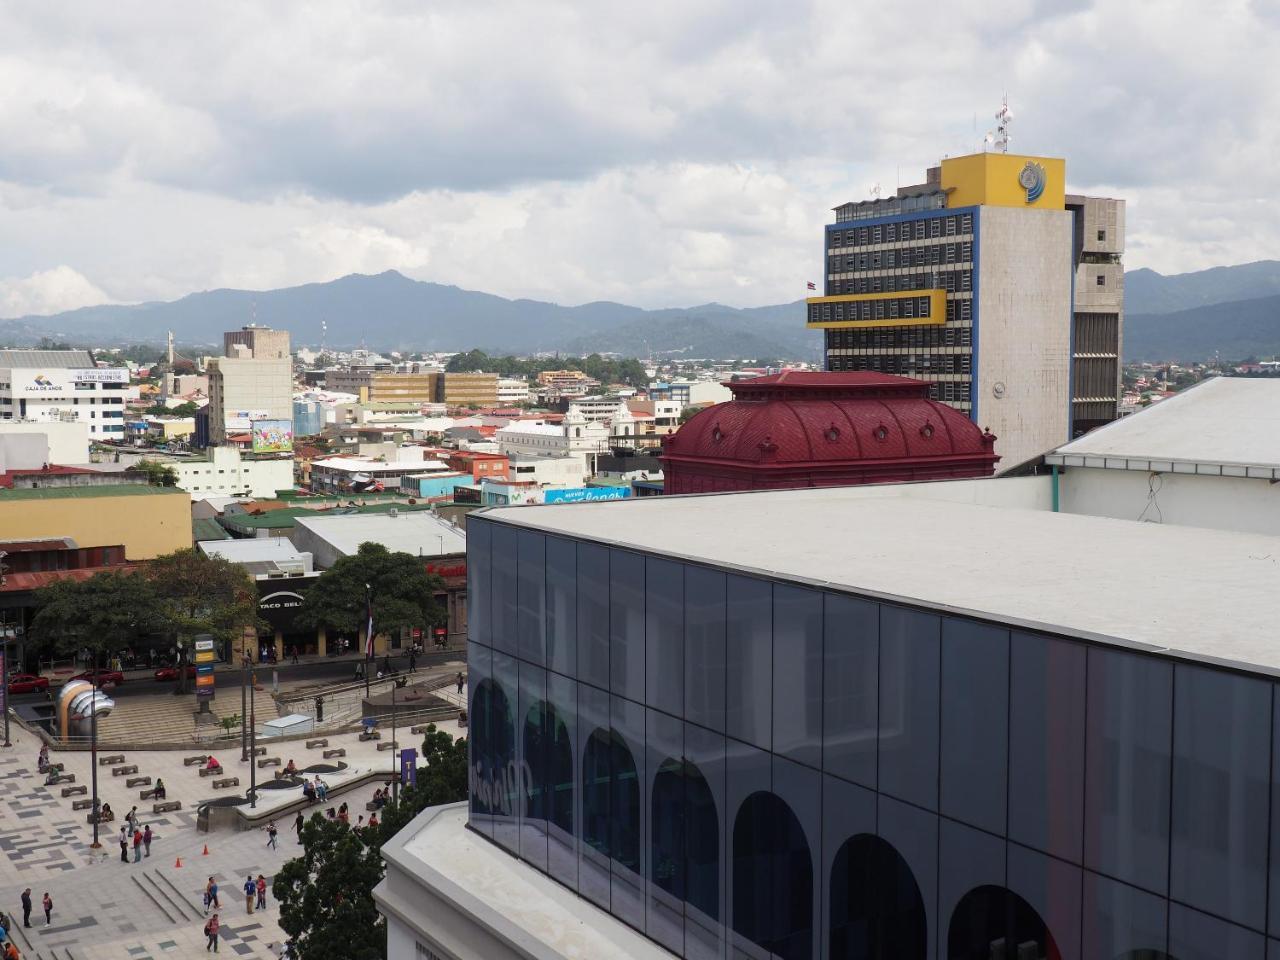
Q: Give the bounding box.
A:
[391,682,398,804]
[240,655,249,762]
[249,680,257,809]
[89,647,101,849]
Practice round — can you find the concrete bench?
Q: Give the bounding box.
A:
[99,754,125,766]
[305,738,328,749]
[257,757,281,768]
[411,724,432,734]
[358,730,381,741]
[153,800,182,814]
[366,800,386,811]
[140,789,158,800]
[213,777,239,790]
[376,741,399,751]
[183,755,208,766]
[87,812,113,824]
[323,748,346,759]
[251,746,267,757]
[112,764,138,776]
[72,798,95,811]
[198,766,223,777]
[47,773,75,785]
[61,784,87,797]
[126,775,151,788]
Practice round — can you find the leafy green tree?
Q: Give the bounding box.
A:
[273,724,468,960]
[134,459,179,486]
[147,549,263,691]
[144,400,200,417]
[29,571,165,669]
[295,542,445,648]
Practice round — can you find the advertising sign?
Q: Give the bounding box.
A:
[194,635,215,699]
[250,419,294,454]
[400,748,418,786]
[543,486,632,504]
[224,409,270,430]
[72,368,129,384]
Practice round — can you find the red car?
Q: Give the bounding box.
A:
[154,665,197,681]
[7,674,49,695]
[69,669,125,686]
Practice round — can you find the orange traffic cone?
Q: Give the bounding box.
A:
[202,844,210,856]
[175,856,183,868]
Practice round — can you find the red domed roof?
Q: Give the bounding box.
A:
[660,372,997,494]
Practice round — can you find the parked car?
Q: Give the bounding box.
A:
[6,673,50,695]
[69,669,125,686]
[154,665,197,681]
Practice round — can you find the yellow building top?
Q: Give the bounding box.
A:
[940,152,1065,210]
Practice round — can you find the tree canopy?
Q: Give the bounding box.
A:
[295,542,445,642]
[445,348,648,387]
[29,571,165,661]
[273,724,468,960]
[133,459,179,486]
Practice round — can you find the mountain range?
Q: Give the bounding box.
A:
[3,260,1280,362]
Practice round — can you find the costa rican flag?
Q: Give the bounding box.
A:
[365,598,375,657]
[806,281,817,291]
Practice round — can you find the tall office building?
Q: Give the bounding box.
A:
[808,152,1124,468]
[0,348,137,443]
[206,325,293,446]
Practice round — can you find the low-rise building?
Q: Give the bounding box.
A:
[0,484,191,560]
[441,372,499,407]
[507,454,590,487]
[0,418,91,468]
[445,450,510,483]
[496,378,530,404]
[0,349,137,441]
[168,445,294,500]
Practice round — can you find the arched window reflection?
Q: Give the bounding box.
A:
[829,833,926,960]
[651,757,720,922]
[948,885,1059,960]
[523,701,550,823]
[733,791,812,960]
[582,727,639,869]
[470,679,514,817]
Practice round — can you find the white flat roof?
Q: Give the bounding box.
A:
[198,536,307,563]
[1048,377,1280,473]
[295,511,465,557]
[483,486,1280,676]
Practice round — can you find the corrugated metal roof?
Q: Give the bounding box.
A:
[0,349,96,369]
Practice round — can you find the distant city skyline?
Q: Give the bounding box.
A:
[0,1,1273,317]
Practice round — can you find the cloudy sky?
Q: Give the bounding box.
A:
[0,0,1275,316]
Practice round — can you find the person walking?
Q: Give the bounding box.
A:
[204,913,219,952]
[255,875,267,911]
[118,826,129,864]
[41,892,51,926]
[204,878,220,915]
[294,811,304,844]
[266,820,278,850]
[291,646,298,665]
[243,876,255,914]
[456,671,464,696]
[132,828,143,863]
[143,824,153,858]
[314,695,324,723]
[20,888,31,928]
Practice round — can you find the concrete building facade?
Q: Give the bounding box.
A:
[0,349,137,441]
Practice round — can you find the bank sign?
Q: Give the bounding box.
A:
[543,486,632,504]
[17,368,128,392]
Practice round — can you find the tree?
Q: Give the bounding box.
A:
[29,571,164,668]
[134,459,179,486]
[144,400,200,417]
[273,724,468,960]
[295,542,445,648]
[147,549,262,692]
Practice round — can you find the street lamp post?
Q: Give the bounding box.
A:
[89,648,101,849]
[240,655,249,762]
[390,682,398,804]
[249,678,257,809]
[364,583,372,700]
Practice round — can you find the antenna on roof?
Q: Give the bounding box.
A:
[993,94,1012,153]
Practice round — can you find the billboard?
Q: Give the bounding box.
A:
[250,419,294,453]
[543,486,632,504]
[225,409,270,430]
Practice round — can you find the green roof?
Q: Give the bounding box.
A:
[221,500,437,533]
[0,483,182,500]
[193,518,231,541]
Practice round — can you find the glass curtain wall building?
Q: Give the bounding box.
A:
[467,507,1280,960]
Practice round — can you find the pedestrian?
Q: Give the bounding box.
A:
[266,820,278,850]
[143,824,153,857]
[20,888,31,928]
[126,805,138,829]
[204,877,220,914]
[204,913,219,952]
[119,826,128,863]
[456,671,464,696]
[294,811,304,844]
[382,654,392,675]
[291,646,298,665]
[314,695,324,723]
[42,892,51,925]
[132,828,143,863]
[243,876,255,913]
[4,941,18,960]
[154,778,167,800]
[408,649,417,673]
[255,874,267,910]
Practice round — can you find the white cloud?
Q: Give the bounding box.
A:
[0,266,113,317]
[0,0,1277,315]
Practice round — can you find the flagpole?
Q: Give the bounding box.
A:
[364,583,372,700]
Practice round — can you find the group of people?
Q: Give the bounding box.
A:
[301,775,328,803]
[118,810,154,863]
[0,911,24,959]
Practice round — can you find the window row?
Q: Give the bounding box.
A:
[827,240,973,272]
[829,213,973,246]
[829,353,972,377]
[825,270,972,295]
[832,193,948,222]
[808,296,933,325]
[825,323,972,350]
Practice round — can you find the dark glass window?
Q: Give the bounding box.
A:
[577,543,609,689]
[829,834,926,960]
[581,727,640,871]
[471,678,514,818]
[732,791,812,960]
[947,886,1058,960]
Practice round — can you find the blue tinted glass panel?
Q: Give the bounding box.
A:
[518,660,548,871]
[645,558,684,716]
[466,517,491,646]
[1083,649,1172,894]
[1009,632,1086,862]
[1082,873,1167,959]
[491,651,520,855]
[822,593,878,789]
[610,550,645,701]
[546,671,578,890]
[938,818,1005,958]
[772,586,823,770]
[878,606,940,811]
[545,536,577,678]
[684,723,727,960]
[1171,664,1270,929]
[770,756,819,960]
[1007,843,1082,960]
[725,738,771,958]
[577,543,610,690]
[647,709,685,954]
[685,566,727,733]
[726,575,772,751]
[466,640,493,834]
[1168,902,1265,960]
[611,695,646,930]
[516,530,546,666]
[490,523,518,654]
[578,683,611,909]
[940,619,1008,835]
[877,794,939,960]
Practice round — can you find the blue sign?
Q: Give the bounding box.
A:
[543,486,632,504]
[400,747,418,786]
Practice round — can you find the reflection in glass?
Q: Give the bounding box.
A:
[580,726,640,870]
[947,885,1058,960]
[829,833,926,960]
[732,791,812,960]
[651,757,720,925]
[470,678,514,818]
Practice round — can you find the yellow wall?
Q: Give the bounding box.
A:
[0,489,192,560]
[805,289,947,329]
[941,152,1065,210]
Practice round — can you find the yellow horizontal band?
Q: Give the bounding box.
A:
[805,288,946,328]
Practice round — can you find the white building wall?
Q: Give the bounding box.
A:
[976,206,1074,471]
[0,419,91,465]
[0,367,136,440]
[1061,467,1280,536]
[174,446,294,499]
